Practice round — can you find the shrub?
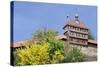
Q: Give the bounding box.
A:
[14,41,65,65]
[62,46,85,63]
[50,50,64,64]
[14,42,50,65]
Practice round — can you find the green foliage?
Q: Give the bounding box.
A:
[62,46,85,63]
[50,50,64,64]
[32,29,58,43]
[88,30,94,40]
[48,39,64,58]
[32,28,65,63]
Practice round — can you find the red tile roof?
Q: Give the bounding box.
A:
[88,39,97,45]
[64,20,88,29]
[11,40,28,48]
[11,38,97,48]
[55,35,67,40]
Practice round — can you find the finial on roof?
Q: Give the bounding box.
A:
[66,15,69,19]
[75,13,79,21]
[75,8,79,21]
[66,15,70,21]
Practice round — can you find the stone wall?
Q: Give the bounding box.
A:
[65,43,97,57]
[81,45,97,57]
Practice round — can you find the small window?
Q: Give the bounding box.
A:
[82,34,84,37]
[72,32,74,35]
[78,33,80,36]
[72,26,74,29]
[79,28,81,31]
[85,29,88,32]
[78,28,80,31]
[70,26,72,29]
[80,28,82,31]
[68,26,70,29]
[76,33,79,36]
[74,27,76,30]
[85,35,88,38]
[81,29,82,31]
[75,33,77,36]
[76,39,79,42]
[70,38,73,41]
[84,29,86,32]
[83,35,85,37]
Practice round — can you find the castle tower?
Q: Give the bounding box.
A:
[63,14,88,46]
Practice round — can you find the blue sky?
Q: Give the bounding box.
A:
[13,1,97,42]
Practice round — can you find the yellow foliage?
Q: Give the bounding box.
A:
[14,41,65,65]
[15,42,50,65]
[50,50,64,64]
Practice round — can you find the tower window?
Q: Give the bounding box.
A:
[70,38,73,41]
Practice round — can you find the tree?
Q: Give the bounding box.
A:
[62,46,85,62]
[32,29,65,63]
[14,29,65,65]
[88,30,94,40]
[32,28,58,43]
